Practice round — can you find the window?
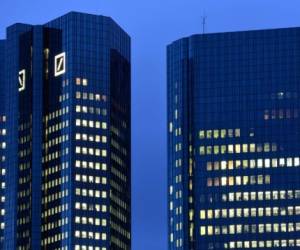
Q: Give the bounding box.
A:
[221,129,226,138]
[206,130,212,139]
[228,145,234,153]
[200,210,206,219]
[213,130,219,139]
[200,147,205,155]
[250,144,255,152]
[199,131,205,139]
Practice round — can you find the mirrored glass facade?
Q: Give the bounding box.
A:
[1,12,131,250]
[168,28,300,249]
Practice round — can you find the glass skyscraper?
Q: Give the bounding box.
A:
[0,12,131,250]
[0,39,7,248]
[168,28,300,249]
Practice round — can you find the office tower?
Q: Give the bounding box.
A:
[1,12,131,250]
[167,28,300,249]
[0,40,7,248]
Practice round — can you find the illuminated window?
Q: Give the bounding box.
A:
[249,144,255,152]
[207,146,212,155]
[242,160,248,169]
[200,210,206,219]
[221,161,226,170]
[199,147,205,155]
[228,161,233,170]
[221,129,226,138]
[213,130,219,138]
[236,176,241,185]
[265,159,270,168]
[243,176,249,185]
[228,177,234,186]
[213,146,219,155]
[214,162,220,170]
[272,158,278,168]
[207,162,212,171]
[206,130,212,139]
[264,143,270,152]
[221,177,227,186]
[199,130,205,139]
[76,78,81,85]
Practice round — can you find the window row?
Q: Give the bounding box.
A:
[75,160,107,171]
[75,202,107,213]
[75,119,107,129]
[75,216,107,227]
[75,105,107,116]
[75,174,107,185]
[75,146,107,157]
[200,205,300,220]
[200,222,300,236]
[44,106,69,122]
[75,230,107,240]
[42,203,68,218]
[45,120,69,135]
[41,231,68,247]
[207,175,270,187]
[200,142,276,155]
[199,128,240,140]
[225,239,300,249]
[19,121,31,131]
[42,189,68,204]
[75,245,106,250]
[44,134,69,149]
[264,108,299,120]
[223,189,300,202]
[19,147,31,158]
[75,188,107,199]
[43,161,68,177]
[59,93,69,102]
[42,217,68,232]
[75,133,107,143]
[75,91,107,102]
[42,176,69,191]
[207,156,300,171]
[75,77,88,86]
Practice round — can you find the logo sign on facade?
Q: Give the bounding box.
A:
[18,69,26,92]
[54,52,66,77]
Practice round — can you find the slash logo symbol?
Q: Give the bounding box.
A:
[18,69,26,92]
[54,52,66,77]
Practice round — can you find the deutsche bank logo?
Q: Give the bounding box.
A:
[54,52,66,77]
[18,69,26,92]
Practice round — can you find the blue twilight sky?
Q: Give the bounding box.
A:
[1,0,300,249]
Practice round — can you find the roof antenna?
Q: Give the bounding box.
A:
[202,12,207,34]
